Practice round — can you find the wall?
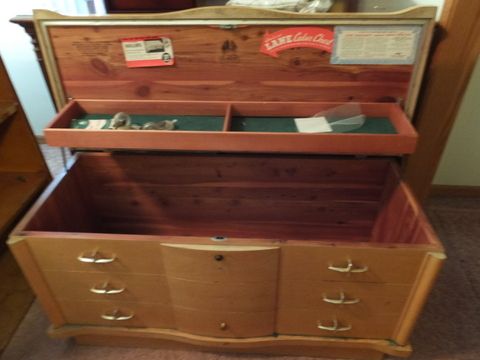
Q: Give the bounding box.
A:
[0,0,105,135]
[433,58,480,186]
[0,3,56,136]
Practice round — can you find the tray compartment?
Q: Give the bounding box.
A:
[45,100,417,155]
[229,102,398,134]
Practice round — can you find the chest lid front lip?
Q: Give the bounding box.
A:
[34,6,436,118]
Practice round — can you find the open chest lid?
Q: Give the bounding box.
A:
[35,6,436,155]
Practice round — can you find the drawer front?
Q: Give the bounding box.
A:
[161,244,279,282]
[44,271,170,304]
[281,245,426,284]
[277,309,400,339]
[174,307,275,338]
[162,244,279,329]
[28,238,163,274]
[59,300,175,328]
[167,277,276,312]
[278,280,411,314]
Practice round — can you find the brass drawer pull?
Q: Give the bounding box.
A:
[317,319,352,332]
[90,281,125,295]
[328,259,368,273]
[101,309,134,321]
[323,291,360,305]
[78,250,116,264]
[219,322,228,330]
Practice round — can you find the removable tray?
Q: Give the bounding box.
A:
[45,100,417,155]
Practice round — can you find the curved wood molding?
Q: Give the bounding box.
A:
[34,6,436,21]
[49,325,413,358]
[392,251,446,345]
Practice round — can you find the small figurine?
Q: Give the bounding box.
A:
[111,112,131,129]
[142,119,177,131]
[109,112,177,131]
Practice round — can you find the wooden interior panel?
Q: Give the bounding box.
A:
[47,25,413,103]
[19,153,442,246]
[75,153,388,239]
[372,165,442,246]
[75,152,390,185]
[77,99,229,117]
[25,165,96,233]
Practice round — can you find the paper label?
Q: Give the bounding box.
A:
[294,117,332,133]
[260,27,334,58]
[73,119,113,130]
[121,36,174,68]
[331,26,421,65]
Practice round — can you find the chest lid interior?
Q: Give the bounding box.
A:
[36,6,436,155]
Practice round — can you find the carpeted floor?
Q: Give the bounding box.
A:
[1,147,479,360]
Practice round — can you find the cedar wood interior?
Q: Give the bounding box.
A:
[18,152,439,247]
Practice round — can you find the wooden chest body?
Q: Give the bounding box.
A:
[9,6,444,360]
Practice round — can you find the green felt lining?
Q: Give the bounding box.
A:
[73,114,225,131]
[71,114,397,134]
[231,117,397,134]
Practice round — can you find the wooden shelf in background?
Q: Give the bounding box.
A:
[0,171,49,238]
[0,102,17,127]
[0,251,34,352]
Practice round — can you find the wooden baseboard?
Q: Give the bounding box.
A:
[430,185,480,197]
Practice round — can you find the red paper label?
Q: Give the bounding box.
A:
[260,27,334,58]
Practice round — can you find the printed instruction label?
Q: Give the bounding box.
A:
[260,27,334,58]
[121,36,174,68]
[331,26,422,65]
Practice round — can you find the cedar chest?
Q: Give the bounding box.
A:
[9,6,444,360]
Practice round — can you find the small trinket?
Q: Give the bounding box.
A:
[115,124,141,130]
[142,119,177,131]
[111,112,131,129]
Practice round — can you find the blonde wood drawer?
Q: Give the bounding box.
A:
[174,307,276,338]
[161,244,279,282]
[58,300,175,328]
[281,245,427,284]
[27,238,164,274]
[278,280,411,314]
[43,271,170,304]
[277,309,401,340]
[167,277,276,312]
